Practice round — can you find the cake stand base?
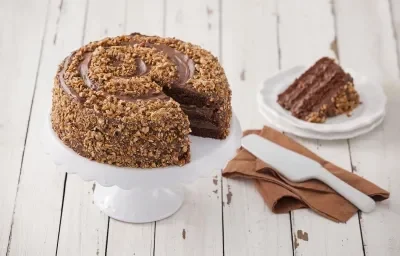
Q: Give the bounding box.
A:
[94,183,184,223]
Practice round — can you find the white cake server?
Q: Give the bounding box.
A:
[241,134,376,213]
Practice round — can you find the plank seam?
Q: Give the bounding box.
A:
[123,0,128,34]
[220,175,225,256]
[219,0,223,63]
[330,0,340,60]
[357,211,367,255]
[276,0,281,70]
[162,0,166,36]
[347,142,367,256]
[289,212,295,256]
[104,217,110,256]
[388,0,400,73]
[53,0,64,45]
[152,222,156,256]
[81,0,90,45]
[55,174,68,256]
[5,0,52,254]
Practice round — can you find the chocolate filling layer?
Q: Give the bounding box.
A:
[179,104,219,131]
[292,73,350,118]
[189,119,219,130]
[278,59,334,109]
[180,104,214,120]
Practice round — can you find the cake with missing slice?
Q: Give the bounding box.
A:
[277,57,360,123]
[51,33,231,168]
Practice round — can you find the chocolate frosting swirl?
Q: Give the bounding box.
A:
[58,35,195,103]
[151,44,195,86]
[58,55,83,103]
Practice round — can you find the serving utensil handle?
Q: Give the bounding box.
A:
[315,170,376,213]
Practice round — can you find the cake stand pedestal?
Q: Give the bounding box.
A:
[94,185,185,223]
[43,115,241,223]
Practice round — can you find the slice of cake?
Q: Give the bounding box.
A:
[51,33,232,168]
[277,57,360,123]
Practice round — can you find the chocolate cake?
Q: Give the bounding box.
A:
[51,33,232,168]
[277,57,360,123]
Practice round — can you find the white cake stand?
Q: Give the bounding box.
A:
[43,114,241,223]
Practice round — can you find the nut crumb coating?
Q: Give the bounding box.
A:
[51,78,191,168]
[305,82,360,123]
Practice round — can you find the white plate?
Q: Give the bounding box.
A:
[258,66,387,133]
[259,105,384,140]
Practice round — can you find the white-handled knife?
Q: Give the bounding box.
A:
[241,134,376,213]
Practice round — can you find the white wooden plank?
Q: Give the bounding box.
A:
[0,0,49,254]
[277,0,364,255]
[57,176,109,256]
[83,0,125,40]
[6,0,88,255]
[336,0,400,255]
[55,0,126,255]
[391,0,400,58]
[164,0,219,55]
[222,0,281,131]
[153,1,223,256]
[154,177,223,256]
[221,0,293,255]
[105,1,164,255]
[107,221,155,256]
[125,0,164,36]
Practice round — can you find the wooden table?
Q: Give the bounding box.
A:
[1,0,399,255]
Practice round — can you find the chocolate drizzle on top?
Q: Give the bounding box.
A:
[58,36,196,103]
[58,54,84,103]
[135,58,149,76]
[79,53,99,90]
[152,44,195,86]
[128,39,195,86]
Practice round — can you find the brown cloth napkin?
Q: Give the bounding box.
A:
[222,126,390,222]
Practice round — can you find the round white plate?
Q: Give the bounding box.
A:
[259,105,384,140]
[258,66,387,133]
